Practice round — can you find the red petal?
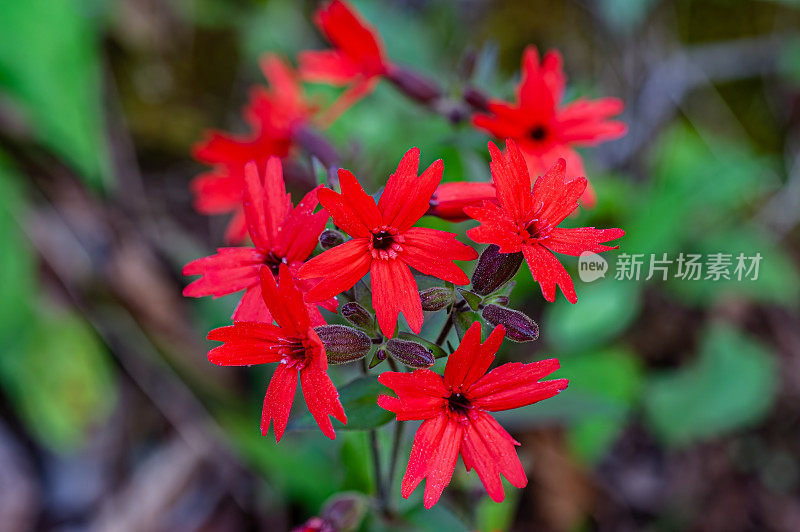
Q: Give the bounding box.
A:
[531,159,587,228]
[207,322,285,366]
[182,248,262,297]
[544,227,624,256]
[522,243,577,303]
[259,266,310,335]
[317,169,381,237]
[313,0,386,73]
[460,411,526,502]
[427,181,496,222]
[517,46,558,121]
[277,186,330,263]
[557,97,627,145]
[297,239,372,301]
[243,158,291,250]
[262,364,299,441]
[300,363,347,440]
[378,149,443,232]
[464,202,524,254]
[488,140,532,222]
[444,323,505,389]
[224,209,249,244]
[400,414,462,509]
[471,359,568,411]
[370,259,422,337]
[299,49,362,84]
[232,282,272,322]
[190,171,242,214]
[401,227,476,285]
[377,370,447,420]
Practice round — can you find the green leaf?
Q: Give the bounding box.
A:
[0,0,111,188]
[643,324,777,447]
[543,278,641,353]
[457,288,482,311]
[454,310,481,340]
[625,125,776,256]
[291,375,393,432]
[497,347,642,464]
[0,308,116,451]
[665,226,800,307]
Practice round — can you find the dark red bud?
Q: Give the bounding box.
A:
[369,348,387,369]
[419,287,454,311]
[293,126,339,167]
[386,65,442,104]
[471,244,523,296]
[386,338,435,369]
[463,86,490,112]
[319,229,346,250]
[340,302,374,330]
[314,325,371,364]
[489,295,510,306]
[481,304,539,342]
[320,493,367,531]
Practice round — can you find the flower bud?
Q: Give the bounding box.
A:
[463,86,489,112]
[386,338,435,369]
[481,304,539,342]
[386,65,442,104]
[340,302,374,330]
[488,295,510,306]
[293,125,339,168]
[427,181,496,222]
[319,229,346,250]
[314,325,371,364]
[369,348,387,369]
[419,287,453,311]
[471,244,523,296]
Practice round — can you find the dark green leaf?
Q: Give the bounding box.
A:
[643,324,777,447]
[291,375,393,432]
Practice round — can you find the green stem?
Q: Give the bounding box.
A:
[386,419,405,501]
[435,312,454,346]
[370,429,387,512]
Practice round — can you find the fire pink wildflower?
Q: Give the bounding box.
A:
[191,54,315,242]
[378,322,568,508]
[183,157,336,323]
[465,140,624,303]
[207,266,347,441]
[427,181,497,222]
[299,0,392,122]
[472,46,626,207]
[464,139,625,303]
[297,148,477,338]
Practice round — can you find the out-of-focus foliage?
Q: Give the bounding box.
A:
[644,324,777,446]
[0,0,111,189]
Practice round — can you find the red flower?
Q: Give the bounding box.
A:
[427,181,497,222]
[184,157,336,323]
[465,140,624,303]
[299,0,392,122]
[472,46,626,208]
[191,54,314,242]
[378,322,568,508]
[208,266,347,441]
[297,148,477,338]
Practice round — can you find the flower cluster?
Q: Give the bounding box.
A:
[183,0,625,513]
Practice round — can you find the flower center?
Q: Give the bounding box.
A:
[274,338,310,371]
[264,251,286,276]
[369,225,405,260]
[372,231,395,250]
[528,124,548,142]
[447,392,472,417]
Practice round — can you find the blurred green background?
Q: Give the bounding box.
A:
[1,0,800,530]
